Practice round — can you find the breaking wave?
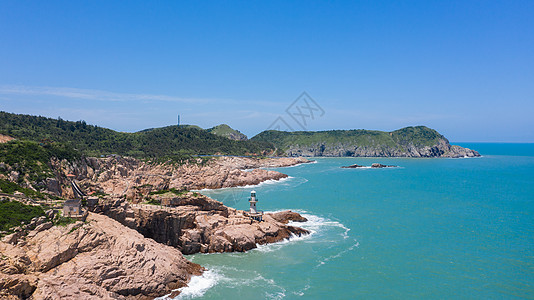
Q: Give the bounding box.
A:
[156,270,221,300]
[253,211,352,253]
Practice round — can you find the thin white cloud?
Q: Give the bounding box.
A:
[0,85,219,104]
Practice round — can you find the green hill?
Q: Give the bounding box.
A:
[0,111,478,159]
[207,124,247,141]
[0,111,273,159]
[251,126,479,158]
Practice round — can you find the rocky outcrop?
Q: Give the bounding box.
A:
[0,134,14,143]
[341,163,398,168]
[92,195,310,255]
[287,137,479,158]
[269,210,308,223]
[0,213,202,299]
[207,124,248,141]
[48,156,310,201]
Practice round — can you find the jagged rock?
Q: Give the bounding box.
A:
[29,216,46,228]
[341,163,398,168]
[268,210,308,224]
[8,171,19,183]
[0,134,14,144]
[45,178,61,196]
[0,213,203,299]
[27,222,52,238]
[44,209,55,220]
[96,196,310,255]
[285,137,480,158]
[371,163,397,168]
[0,273,38,299]
[1,232,23,244]
[48,156,310,202]
[341,164,364,168]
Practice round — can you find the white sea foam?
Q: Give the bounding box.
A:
[156,270,221,300]
[292,283,311,297]
[252,212,351,252]
[314,240,360,269]
[254,231,314,253]
[174,212,354,298]
[265,291,286,300]
[270,159,318,169]
[293,214,351,239]
[185,266,286,296]
[193,176,295,193]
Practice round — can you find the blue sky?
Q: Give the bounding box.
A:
[0,1,533,141]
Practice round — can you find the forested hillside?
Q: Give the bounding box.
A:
[251,126,480,158]
[0,111,274,158]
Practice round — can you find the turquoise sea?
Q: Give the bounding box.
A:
[174,143,534,299]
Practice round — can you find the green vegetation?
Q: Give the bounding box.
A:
[144,197,161,205]
[0,111,449,163]
[0,179,46,199]
[390,126,444,147]
[207,124,247,141]
[148,187,188,196]
[0,139,79,184]
[54,215,77,227]
[0,111,274,159]
[0,199,45,233]
[250,126,445,152]
[0,139,79,196]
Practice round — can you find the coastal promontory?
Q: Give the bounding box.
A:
[251,126,480,158]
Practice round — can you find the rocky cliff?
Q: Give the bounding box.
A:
[46,155,310,201]
[252,126,481,158]
[92,195,309,255]
[0,212,202,299]
[286,138,479,158]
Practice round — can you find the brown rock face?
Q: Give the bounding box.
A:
[0,134,14,143]
[268,210,308,224]
[49,156,311,202]
[0,213,202,299]
[94,196,310,255]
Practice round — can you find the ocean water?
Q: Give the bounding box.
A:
[173,143,534,299]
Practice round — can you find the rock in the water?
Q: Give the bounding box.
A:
[370,163,397,168]
[268,210,308,224]
[341,163,398,168]
[341,164,364,168]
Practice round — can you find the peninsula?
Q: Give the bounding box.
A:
[252,126,480,158]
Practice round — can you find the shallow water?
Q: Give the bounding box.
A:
[171,143,534,299]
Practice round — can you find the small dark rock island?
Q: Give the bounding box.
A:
[342,163,398,168]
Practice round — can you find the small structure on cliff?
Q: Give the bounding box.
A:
[63,199,81,217]
[63,174,88,219]
[247,190,263,221]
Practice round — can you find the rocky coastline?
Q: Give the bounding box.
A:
[0,211,203,299]
[286,138,480,158]
[0,194,310,299]
[46,155,311,202]
[0,155,312,299]
[92,196,309,254]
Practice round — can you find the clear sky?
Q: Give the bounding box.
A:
[0,1,533,142]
